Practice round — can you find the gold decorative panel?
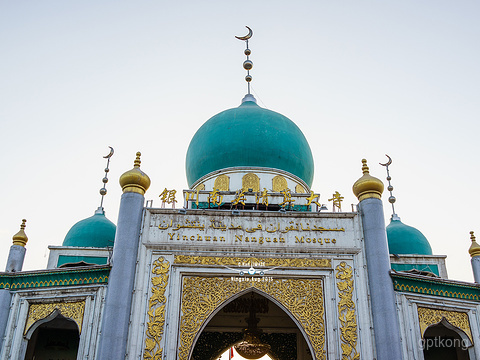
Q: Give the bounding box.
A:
[24,300,85,335]
[418,307,472,341]
[272,175,288,192]
[336,262,359,360]
[144,257,170,360]
[196,183,205,191]
[174,255,331,268]
[242,173,260,192]
[213,175,229,191]
[295,184,306,193]
[179,277,325,360]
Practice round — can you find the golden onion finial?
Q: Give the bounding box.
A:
[12,219,28,247]
[352,158,384,201]
[119,151,151,195]
[469,231,480,257]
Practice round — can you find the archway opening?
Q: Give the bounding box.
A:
[191,291,313,360]
[423,321,470,360]
[24,314,80,360]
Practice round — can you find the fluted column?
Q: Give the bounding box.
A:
[353,159,403,360]
[5,219,28,272]
[96,152,150,359]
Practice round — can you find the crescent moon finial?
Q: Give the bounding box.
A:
[235,26,253,41]
[104,146,114,159]
[98,146,114,212]
[379,154,392,167]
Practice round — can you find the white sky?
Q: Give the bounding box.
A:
[0,1,479,282]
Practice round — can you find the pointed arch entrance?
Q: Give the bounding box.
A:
[24,313,80,360]
[423,319,471,360]
[191,291,310,360]
[178,276,325,360]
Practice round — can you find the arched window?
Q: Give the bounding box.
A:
[242,174,260,192]
[423,319,471,360]
[272,176,287,192]
[24,313,80,360]
[214,175,230,191]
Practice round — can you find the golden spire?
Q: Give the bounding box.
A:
[12,219,28,247]
[119,152,151,195]
[236,26,254,96]
[469,231,480,258]
[352,159,384,201]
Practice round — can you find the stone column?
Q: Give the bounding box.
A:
[0,289,12,351]
[353,159,403,360]
[96,152,150,359]
[468,231,480,283]
[5,219,28,272]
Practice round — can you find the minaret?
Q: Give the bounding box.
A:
[5,219,28,272]
[352,159,403,360]
[1,220,28,350]
[96,152,150,359]
[469,231,480,283]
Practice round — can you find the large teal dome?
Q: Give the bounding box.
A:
[63,211,116,248]
[185,100,314,187]
[386,218,432,255]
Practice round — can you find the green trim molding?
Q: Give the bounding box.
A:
[391,272,480,302]
[0,265,110,290]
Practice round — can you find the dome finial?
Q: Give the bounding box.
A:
[134,151,141,168]
[352,158,384,201]
[119,151,150,195]
[97,146,114,214]
[469,231,480,257]
[12,219,28,247]
[379,154,398,219]
[236,26,254,96]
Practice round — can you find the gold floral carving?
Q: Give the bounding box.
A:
[336,262,359,360]
[418,307,472,341]
[214,175,229,191]
[144,257,170,360]
[24,300,85,335]
[272,175,288,192]
[174,255,331,268]
[178,277,325,360]
[242,173,260,192]
[295,184,305,193]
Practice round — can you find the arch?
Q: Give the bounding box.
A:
[272,176,287,192]
[423,318,473,360]
[242,173,260,192]
[24,300,85,337]
[179,277,324,360]
[214,175,229,191]
[191,289,311,360]
[295,184,305,193]
[24,313,80,360]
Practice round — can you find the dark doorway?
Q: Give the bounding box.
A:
[423,322,470,360]
[24,314,79,360]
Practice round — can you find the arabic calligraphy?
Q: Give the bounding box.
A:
[158,219,345,234]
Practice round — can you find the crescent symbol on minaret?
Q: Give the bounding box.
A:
[235,26,253,41]
[379,154,392,167]
[104,146,114,159]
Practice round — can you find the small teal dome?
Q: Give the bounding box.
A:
[185,100,314,187]
[63,211,116,248]
[386,218,432,255]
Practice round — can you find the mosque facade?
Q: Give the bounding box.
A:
[1,31,480,360]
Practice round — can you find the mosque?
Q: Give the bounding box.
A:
[1,28,480,360]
